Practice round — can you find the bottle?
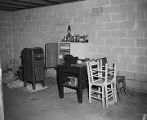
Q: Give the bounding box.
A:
[66,25,72,42]
[67,25,71,33]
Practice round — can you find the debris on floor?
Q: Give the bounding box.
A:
[23,84,48,92]
[2,67,24,89]
[7,80,23,89]
[2,68,16,84]
[142,114,147,120]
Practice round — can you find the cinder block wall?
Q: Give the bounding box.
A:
[0,11,13,71]
[0,0,147,92]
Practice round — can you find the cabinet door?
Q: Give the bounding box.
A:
[70,43,89,59]
[58,42,70,65]
[45,43,58,68]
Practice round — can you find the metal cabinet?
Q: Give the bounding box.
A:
[21,47,45,90]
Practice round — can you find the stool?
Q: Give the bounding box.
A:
[116,76,128,100]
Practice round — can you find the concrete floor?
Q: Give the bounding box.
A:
[3,77,147,120]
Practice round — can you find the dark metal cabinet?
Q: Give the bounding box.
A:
[45,43,58,68]
[21,47,45,89]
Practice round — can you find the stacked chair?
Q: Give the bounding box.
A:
[86,58,117,108]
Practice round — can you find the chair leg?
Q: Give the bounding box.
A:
[102,86,105,108]
[114,83,117,102]
[111,84,115,100]
[89,85,92,103]
[105,86,109,108]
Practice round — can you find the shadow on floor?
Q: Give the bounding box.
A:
[3,77,147,120]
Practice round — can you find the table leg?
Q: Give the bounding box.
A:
[57,70,64,99]
[58,85,64,98]
[77,88,82,103]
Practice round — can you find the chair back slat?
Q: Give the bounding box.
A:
[86,60,99,84]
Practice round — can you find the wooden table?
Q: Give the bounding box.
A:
[56,64,87,103]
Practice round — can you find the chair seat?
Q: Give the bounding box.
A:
[92,75,114,85]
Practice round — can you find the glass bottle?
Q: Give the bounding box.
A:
[66,25,72,42]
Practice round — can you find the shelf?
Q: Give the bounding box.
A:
[60,49,70,52]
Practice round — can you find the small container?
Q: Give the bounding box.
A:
[67,77,78,86]
[77,60,82,64]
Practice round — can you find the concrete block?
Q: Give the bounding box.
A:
[96,0,109,6]
[105,22,118,30]
[112,47,126,55]
[127,0,145,3]
[92,38,104,46]
[119,21,135,30]
[112,13,127,21]
[4,43,13,49]
[86,30,96,40]
[56,10,67,19]
[78,8,90,17]
[47,12,56,19]
[111,0,125,4]
[105,39,118,46]
[145,66,147,72]
[136,56,147,65]
[97,14,111,22]
[126,79,141,90]
[117,62,128,71]
[54,18,71,26]
[135,73,147,82]
[98,47,111,54]
[128,11,144,21]
[144,32,147,38]
[145,12,147,20]
[97,31,110,38]
[126,48,144,56]
[73,16,84,24]
[137,21,147,30]
[119,3,135,12]
[119,39,135,47]
[81,23,103,30]
[145,49,147,56]
[111,31,126,38]
[127,30,143,38]
[142,81,147,91]
[85,16,97,24]
[137,2,147,11]
[103,6,119,14]
[89,46,98,53]
[136,39,147,48]
[119,56,135,64]
[127,64,145,73]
